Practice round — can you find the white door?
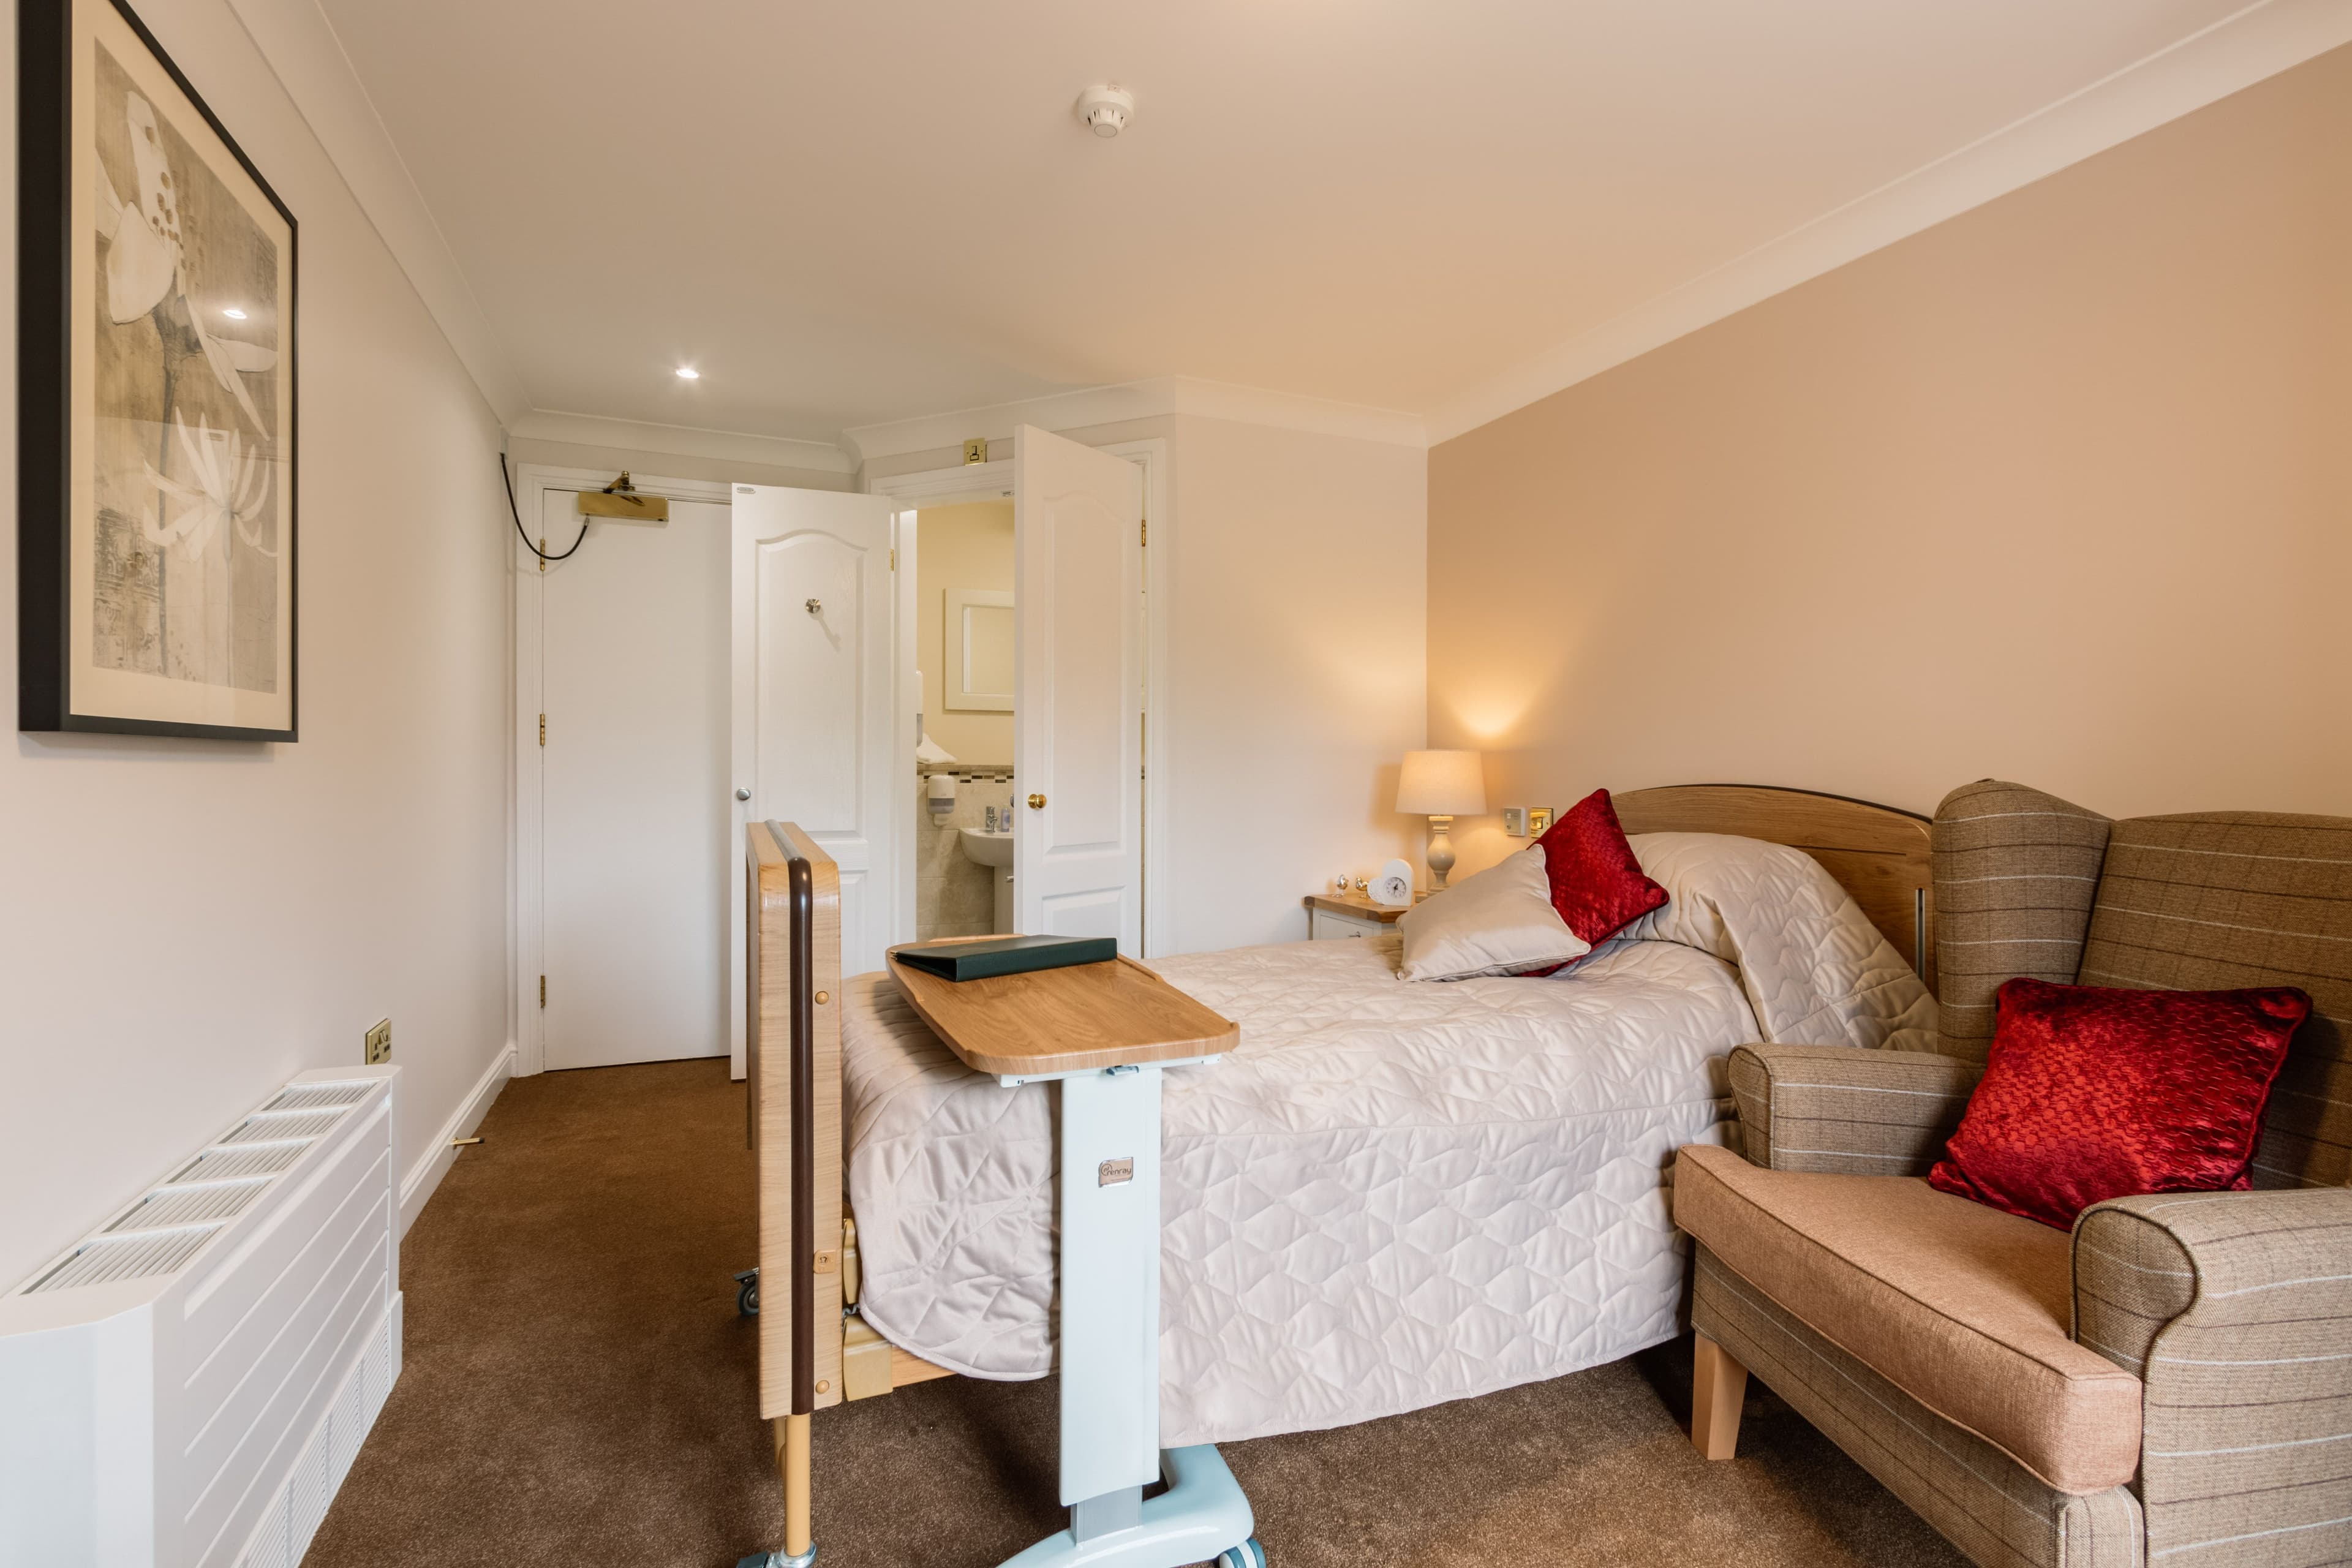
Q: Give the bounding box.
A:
[540,488,732,1071]
[729,485,905,1077]
[1014,425,1144,951]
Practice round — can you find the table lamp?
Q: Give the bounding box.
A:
[1396,750,1487,891]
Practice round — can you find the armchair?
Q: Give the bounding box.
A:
[1674,782,2352,1567]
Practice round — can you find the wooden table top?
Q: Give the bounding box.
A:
[886,940,1238,1078]
[1302,891,1425,922]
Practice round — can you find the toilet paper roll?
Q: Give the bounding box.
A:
[926,773,957,810]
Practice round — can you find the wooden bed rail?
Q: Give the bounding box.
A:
[744,820,956,1567]
[747,819,842,1419]
[745,821,842,1567]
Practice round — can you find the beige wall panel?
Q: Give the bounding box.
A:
[1168,414,1429,948]
[1428,46,2352,881]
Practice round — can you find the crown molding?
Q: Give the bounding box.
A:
[840,375,1427,463]
[1426,0,2352,445]
[841,381,1169,463]
[506,409,858,475]
[223,0,531,420]
[1166,377,1428,448]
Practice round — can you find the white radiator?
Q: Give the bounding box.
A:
[0,1066,403,1568]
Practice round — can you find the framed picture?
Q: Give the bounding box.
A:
[20,0,296,739]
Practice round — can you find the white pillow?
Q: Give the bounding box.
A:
[1396,847,1591,982]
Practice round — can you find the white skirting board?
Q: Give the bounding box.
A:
[232,1291,403,1568]
[398,1043,514,1237]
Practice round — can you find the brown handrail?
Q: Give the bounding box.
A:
[775,823,818,1416]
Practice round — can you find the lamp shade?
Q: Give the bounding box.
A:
[1396,750,1487,816]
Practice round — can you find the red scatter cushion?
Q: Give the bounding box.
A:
[1532,788,1669,946]
[1928,978,2309,1231]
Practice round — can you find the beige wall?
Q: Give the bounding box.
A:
[0,0,514,1284]
[1427,45,2352,883]
[1164,413,1428,949]
[916,501,1016,766]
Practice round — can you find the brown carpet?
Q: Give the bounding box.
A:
[306,1059,1966,1568]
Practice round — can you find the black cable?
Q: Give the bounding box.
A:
[502,452,590,563]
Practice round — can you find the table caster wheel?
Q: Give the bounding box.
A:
[735,1268,760,1316]
[1215,1539,1266,1568]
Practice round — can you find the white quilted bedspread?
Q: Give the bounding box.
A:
[843,833,1935,1445]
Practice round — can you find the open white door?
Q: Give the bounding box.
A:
[1014,425,1145,951]
[729,484,905,1077]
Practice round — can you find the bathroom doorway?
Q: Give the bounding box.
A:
[876,428,1166,956]
[914,499,1017,940]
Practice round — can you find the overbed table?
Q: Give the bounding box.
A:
[887,944,1264,1568]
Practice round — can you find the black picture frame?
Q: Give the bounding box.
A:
[20,0,298,741]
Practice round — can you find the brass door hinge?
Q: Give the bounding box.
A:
[537,538,546,574]
[538,714,546,747]
[538,974,546,1008]
[889,546,897,571]
[1140,516,1147,547]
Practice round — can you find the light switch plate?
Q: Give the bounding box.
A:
[1527,806,1555,837]
[364,1018,392,1065]
[1502,807,1527,837]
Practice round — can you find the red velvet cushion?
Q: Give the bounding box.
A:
[1928,978,2309,1230]
[1532,789,1669,946]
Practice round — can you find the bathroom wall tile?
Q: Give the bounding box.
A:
[914,778,1011,941]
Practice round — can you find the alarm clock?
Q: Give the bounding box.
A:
[1367,858,1415,908]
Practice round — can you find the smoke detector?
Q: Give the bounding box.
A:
[1076,85,1134,138]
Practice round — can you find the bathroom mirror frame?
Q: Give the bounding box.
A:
[944,587,1014,712]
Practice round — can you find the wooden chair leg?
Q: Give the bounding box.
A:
[1691,1332,1749,1461]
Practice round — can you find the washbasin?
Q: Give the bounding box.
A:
[958,827,1014,868]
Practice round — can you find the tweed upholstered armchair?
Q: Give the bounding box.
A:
[1672,781,2352,1568]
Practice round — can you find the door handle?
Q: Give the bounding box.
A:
[1028,794,1046,809]
[736,788,752,802]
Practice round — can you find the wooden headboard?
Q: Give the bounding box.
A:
[1613,784,1935,996]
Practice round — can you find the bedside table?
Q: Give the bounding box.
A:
[1303,891,1425,941]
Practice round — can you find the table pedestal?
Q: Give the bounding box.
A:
[1001,1444,1257,1568]
[993,1061,1259,1568]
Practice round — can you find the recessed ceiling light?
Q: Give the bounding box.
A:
[222,307,247,319]
[675,366,700,380]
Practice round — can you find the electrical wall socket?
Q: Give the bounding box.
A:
[1527,806,1555,837]
[364,1019,392,1065]
[1502,807,1528,837]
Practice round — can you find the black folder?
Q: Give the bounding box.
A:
[892,934,1119,982]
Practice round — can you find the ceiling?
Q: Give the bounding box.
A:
[314,0,2276,448]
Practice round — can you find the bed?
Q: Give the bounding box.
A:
[741,785,1939,1556]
